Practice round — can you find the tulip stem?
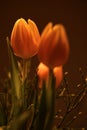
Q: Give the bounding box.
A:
[21,59,31,110]
[22,59,28,82]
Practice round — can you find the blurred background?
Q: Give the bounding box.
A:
[0,0,87,128]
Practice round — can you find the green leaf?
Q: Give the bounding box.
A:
[44,69,56,130]
[6,37,22,118]
[32,70,56,130]
[6,104,34,130]
[6,37,21,100]
[32,81,47,130]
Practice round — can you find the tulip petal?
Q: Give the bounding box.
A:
[41,22,53,39]
[28,19,40,43]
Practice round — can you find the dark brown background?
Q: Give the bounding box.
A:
[0,0,87,128]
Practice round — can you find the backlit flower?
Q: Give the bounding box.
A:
[11,18,40,59]
[53,66,63,88]
[37,62,63,88]
[38,23,69,68]
[37,63,49,88]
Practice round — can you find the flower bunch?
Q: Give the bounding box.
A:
[0,18,69,130]
[11,18,69,86]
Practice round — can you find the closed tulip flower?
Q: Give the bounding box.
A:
[38,23,69,68]
[37,62,49,88]
[11,18,40,59]
[53,66,63,88]
[37,62,63,88]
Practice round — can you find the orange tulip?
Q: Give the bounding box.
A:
[37,63,49,88]
[38,23,69,68]
[53,66,63,88]
[11,18,40,59]
[37,63,63,88]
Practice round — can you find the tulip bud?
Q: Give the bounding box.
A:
[38,23,69,68]
[37,63,49,88]
[11,18,40,59]
[53,66,63,88]
[37,63,63,88]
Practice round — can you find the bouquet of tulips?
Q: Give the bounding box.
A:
[0,18,69,130]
